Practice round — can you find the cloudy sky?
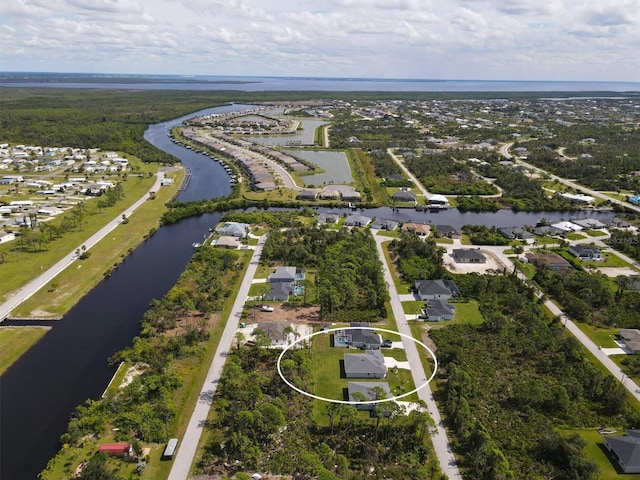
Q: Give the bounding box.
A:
[1,0,639,81]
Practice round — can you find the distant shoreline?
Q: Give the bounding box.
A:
[1,72,638,93]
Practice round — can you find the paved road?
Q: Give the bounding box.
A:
[0,172,165,322]
[500,142,640,215]
[373,232,461,479]
[168,234,267,480]
[387,148,431,198]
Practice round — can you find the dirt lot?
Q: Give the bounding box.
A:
[248,304,321,325]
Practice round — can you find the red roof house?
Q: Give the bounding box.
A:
[99,442,132,458]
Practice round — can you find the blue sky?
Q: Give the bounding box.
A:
[1,0,639,81]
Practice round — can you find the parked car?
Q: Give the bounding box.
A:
[261,305,274,312]
[381,339,393,348]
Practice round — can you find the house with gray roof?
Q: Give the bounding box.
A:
[335,322,382,350]
[452,248,486,263]
[266,282,295,302]
[344,214,371,227]
[568,244,603,261]
[604,430,640,473]
[296,189,318,201]
[347,381,391,411]
[317,213,340,224]
[421,299,456,321]
[254,322,290,347]
[533,225,566,237]
[619,329,640,354]
[344,350,387,378]
[435,225,460,239]
[392,190,417,203]
[215,222,250,238]
[268,266,298,283]
[371,218,399,231]
[414,279,460,301]
[498,226,534,242]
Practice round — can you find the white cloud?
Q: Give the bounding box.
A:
[0,0,638,81]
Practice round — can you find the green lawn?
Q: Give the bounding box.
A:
[434,237,454,244]
[586,229,609,237]
[513,259,537,280]
[566,233,586,241]
[452,300,484,325]
[559,429,640,479]
[587,252,636,269]
[0,326,49,375]
[402,300,424,315]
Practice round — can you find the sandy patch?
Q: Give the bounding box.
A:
[120,363,149,389]
[443,250,503,274]
[597,267,639,277]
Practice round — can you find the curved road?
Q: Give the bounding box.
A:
[168,235,267,479]
[0,171,165,322]
[373,231,461,479]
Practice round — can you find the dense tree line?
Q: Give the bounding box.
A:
[479,164,576,211]
[200,345,444,479]
[405,152,499,195]
[430,274,637,479]
[388,232,447,283]
[533,261,640,328]
[461,225,510,245]
[261,227,388,320]
[456,195,501,212]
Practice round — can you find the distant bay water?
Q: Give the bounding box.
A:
[1,72,639,92]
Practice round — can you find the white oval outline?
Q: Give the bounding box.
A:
[277,326,437,405]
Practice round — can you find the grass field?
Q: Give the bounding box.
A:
[0,326,49,375]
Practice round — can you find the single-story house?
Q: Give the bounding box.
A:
[296,189,318,201]
[344,214,371,227]
[551,221,583,233]
[414,279,460,301]
[427,194,449,206]
[215,222,250,238]
[99,443,133,459]
[266,282,295,302]
[560,192,595,203]
[335,322,382,350]
[533,225,566,237]
[435,225,461,239]
[214,236,241,249]
[608,217,631,229]
[619,329,640,354]
[568,244,603,261]
[342,190,362,202]
[344,350,387,378]
[317,213,340,224]
[347,381,391,410]
[401,222,430,237]
[268,266,298,283]
[524,252,573,271]
[604,430,640,473]
[370,218,399,231]
[392,190,417,203]
[452,249,486,263]
[571,218,606,230]
[254,322,291,347]
[421,299,456,321]
[498,226,534,242]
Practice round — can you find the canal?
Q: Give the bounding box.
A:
[0,105,615,479]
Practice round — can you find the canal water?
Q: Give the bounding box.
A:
[0,105,616,479]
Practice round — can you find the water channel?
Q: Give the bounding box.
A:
[0,105,616,479]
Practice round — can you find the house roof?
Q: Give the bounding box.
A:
[525,252,572,269]
[347,322,382,347]
[424,299,456,318]
[318,213,340,224]
[569,245,601,256]
[215,222,250,237]
[345,214,371,226]
[269,266,297,282]
[414,279,460,298]
[348,381,391,402]
[427,194,449,204]
[268,282,294,299]
[435,225,459,235]
[498,226,534,239]
[296,189,318,200]
[344,350,387,376]
[606,431,640,468]
[215,236,241,248]
[620,329,640,352]
[392,190,417,201]
[99,443,131,454]
[255,322,289,343]
[371,218,399,230]
[402,222,431,235]
[452,248,486,261]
